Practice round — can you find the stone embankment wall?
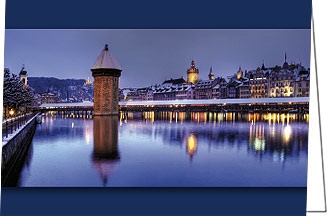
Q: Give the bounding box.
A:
[2,114,38,186]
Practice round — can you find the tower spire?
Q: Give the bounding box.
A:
[191,59,195,68]
[208,66,214,80]
[282,52,289,69]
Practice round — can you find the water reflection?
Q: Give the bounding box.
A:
[249,123,266,152]
[120,111,309,124]
[283,125,292,143]
[17,111,308,187]
[120,111,308,163]
[186,133,198,160]
[93,116,120,186]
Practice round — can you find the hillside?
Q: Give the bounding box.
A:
[28,77,86,95]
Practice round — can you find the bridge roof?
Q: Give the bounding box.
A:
[119,97,309,106]
[40,101,94,108]
[39,97,309,109]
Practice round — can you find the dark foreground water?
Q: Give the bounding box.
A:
[18,111,308,187]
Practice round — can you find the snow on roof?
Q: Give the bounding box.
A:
[122,89,134,97]
[197,80,212,84]
[39,97,309,109]
[39,101,94,108]
[162,77,186,85]
[91,44,122,71]
[296,74,310,81]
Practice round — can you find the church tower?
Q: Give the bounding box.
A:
[283,52,289,69]
[91,44,122,116]
[19,65,28,86]
[208,66,215,80]
[187,60,199,84]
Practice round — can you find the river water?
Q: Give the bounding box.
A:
[18,111,308,187]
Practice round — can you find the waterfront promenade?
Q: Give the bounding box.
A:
[2,112,39,140]
[1,112,40,186]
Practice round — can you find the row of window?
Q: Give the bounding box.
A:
[270,76,295,81]
[270,82,294,87]
[251,86,267,90]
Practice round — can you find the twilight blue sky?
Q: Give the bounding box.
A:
[4,29,310,88]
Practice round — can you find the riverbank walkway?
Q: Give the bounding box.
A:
[2,112,40,146]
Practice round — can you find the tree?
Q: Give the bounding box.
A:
[3,68,35,119]
[3,68,17,118]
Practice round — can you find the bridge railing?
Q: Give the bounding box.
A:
[2,112,38,139]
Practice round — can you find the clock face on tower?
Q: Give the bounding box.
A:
[188,73,198,84]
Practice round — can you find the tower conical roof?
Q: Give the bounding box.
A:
[91,44,122,71]
[209,66,214,75]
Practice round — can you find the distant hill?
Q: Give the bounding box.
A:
[28,77,86,96]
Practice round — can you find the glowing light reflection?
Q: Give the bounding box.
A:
[283,124,292,143]
[186,134,198,160]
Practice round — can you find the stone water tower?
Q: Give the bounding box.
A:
[91,44,122,115]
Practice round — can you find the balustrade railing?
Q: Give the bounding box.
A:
[2,112,38,139]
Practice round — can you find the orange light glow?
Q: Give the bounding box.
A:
[186,134,198,159]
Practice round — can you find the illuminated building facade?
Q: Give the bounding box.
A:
[247,66,270,98]
[268,61,299,98]
[84,77,93,86]
[118,55,309,101]
[269,67,296,98]
[268,54,307,98]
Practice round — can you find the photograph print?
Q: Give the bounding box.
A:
[2,29,310,187]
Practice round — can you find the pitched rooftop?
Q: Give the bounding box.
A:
[162,77,186,85]
[91,44,122,71]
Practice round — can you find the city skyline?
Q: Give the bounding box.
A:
[4,29,310,88]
